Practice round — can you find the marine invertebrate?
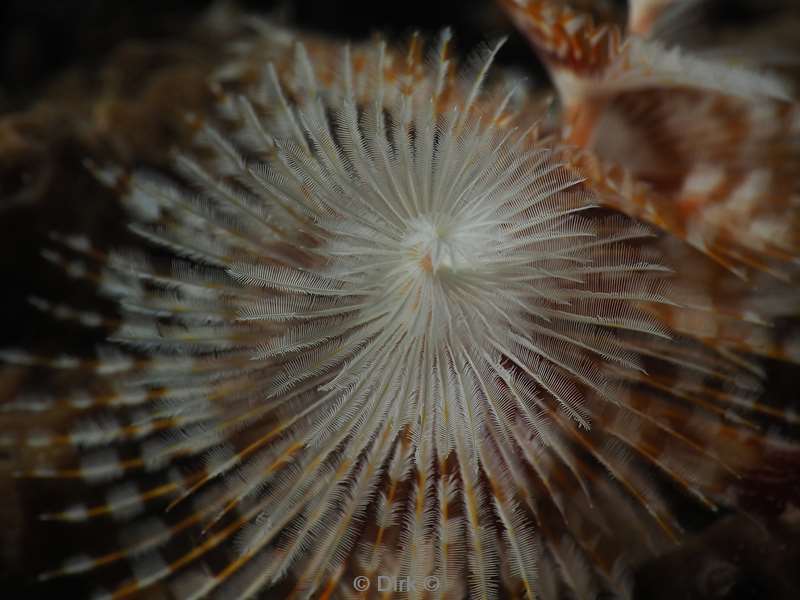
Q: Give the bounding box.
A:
[2,3,798,600]
[502,0,800,283]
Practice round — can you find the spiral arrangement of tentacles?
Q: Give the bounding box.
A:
[2,2,799,599]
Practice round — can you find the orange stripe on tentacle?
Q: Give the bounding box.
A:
[628,0,673,36]
[207,457,356,598]
[613,390,742,479]
[563,102,606,147]
[561,147,677,231]
[607,366,760,431]
[676,170,746,219]
[317,563,347,600]
[196,440,304,534]
[573,152,779,278]
[38,497,219,582]
[165,377,327,512]
[108,511,254,600]
[100,455,348,599]
[14,457,143,480]
[39,479,191,522]
[499,0,622,75]
[708,236,797,282]
[359,440,413,595]
[600,411,720,511]
[553,410,682,543]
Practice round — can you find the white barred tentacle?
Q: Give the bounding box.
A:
[6,23,794,600]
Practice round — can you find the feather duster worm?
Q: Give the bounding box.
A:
[2,10,799,600]
[501,0,800,280]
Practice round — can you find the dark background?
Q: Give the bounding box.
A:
[0,0,549,114]
[2,0,792,113]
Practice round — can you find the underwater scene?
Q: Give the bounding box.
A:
[1,1,799,598]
